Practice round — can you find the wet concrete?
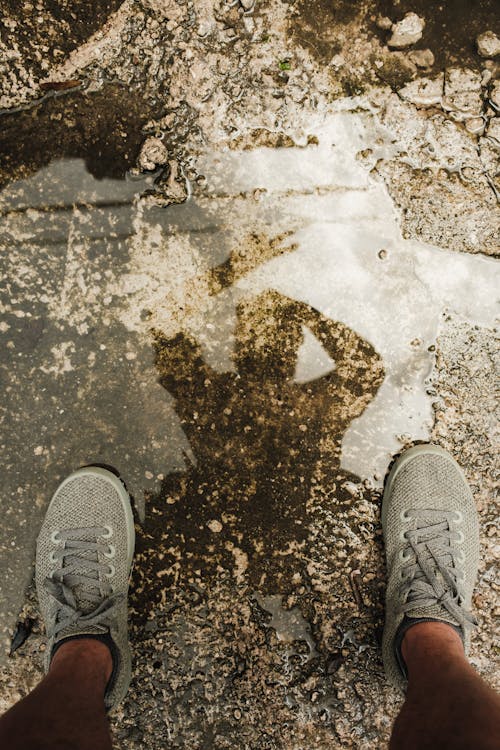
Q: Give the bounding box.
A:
[0,1,499,748]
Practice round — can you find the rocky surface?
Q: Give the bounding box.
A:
[0,1,498,748]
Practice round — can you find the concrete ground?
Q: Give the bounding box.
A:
[0,1,499,747]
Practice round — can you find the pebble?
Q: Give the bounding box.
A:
[399,74,444,107]
[490,81,500,108]
[481,69,492,86]
[476,31,500,58]
[443,68,482,116]
[408,49,434,68]
[207,519,223,533]
[388,12,425,49]
[376,15,393,31]
[465,117,485,135]
[138,137,169,171]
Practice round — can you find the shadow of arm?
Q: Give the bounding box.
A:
[152,330,219,405]
[301,307,385,417]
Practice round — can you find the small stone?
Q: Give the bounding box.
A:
[408,49,434,68]
[490,81,500,108]
[138,137,169,171]
[465,117,485,135]
[388,13,425,49]
[476,31,500,58]
[376,15,393,31]
[443,68,482,116]
[207,519,223,533]
[145,160,189,207]
[481,69,492,86]
[399,74,444,107]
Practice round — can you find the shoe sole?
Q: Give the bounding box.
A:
[45,466,135,567]
[381,443,467,536]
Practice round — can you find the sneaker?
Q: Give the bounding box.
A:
[382,444,479,691]
[36,466,135,709]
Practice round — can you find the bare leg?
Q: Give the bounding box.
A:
[0,639,113,750]
[390,622,500,750]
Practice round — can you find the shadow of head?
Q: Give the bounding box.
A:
[132,290,384,615]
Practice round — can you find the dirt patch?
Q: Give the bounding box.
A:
[0,0,124,72]
[374,0,500,69]
[0,84,161,187]
[290,0,369,64]
[291,0,499,77]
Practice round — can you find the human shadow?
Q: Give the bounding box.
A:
[132,290,384,614]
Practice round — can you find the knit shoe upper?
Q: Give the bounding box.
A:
[36,467,135,709]
[382,444,479,691]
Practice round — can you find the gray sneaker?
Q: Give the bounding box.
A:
[36,466,135,709]
[382,444,479,691]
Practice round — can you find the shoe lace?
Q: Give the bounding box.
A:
[44,527,124,640]
[398,509,477,631]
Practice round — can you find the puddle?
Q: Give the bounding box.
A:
[253,593,319,660]
[1,101,498,621]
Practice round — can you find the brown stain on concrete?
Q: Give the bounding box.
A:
[0,84,161,188]
[132,289,384,616]
[206,232,298,295]
[290,0,366,64]
[1,0,124,66]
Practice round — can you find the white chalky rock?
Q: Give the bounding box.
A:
[491,81,500,108]
[465,117,485,135]
[388,12,425,49]
[408,48,435,68]
[487,117,500,141]
[138,137,169,171]
[443,67,483,116]
[399,74,443,107]
[476,31,500,58]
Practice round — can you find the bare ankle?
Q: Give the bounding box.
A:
[401,621,466,682]
[50,638,113,685]
[402,621,464,659]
